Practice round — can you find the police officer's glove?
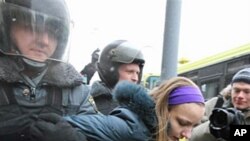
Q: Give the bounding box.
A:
[91,48,100,64]
[209,108,245,141]
[29,113,87,141]
[0,114,37,135]
[80,48,100,84]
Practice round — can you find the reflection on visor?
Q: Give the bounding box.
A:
[109,41,144,64]
[0,3,71,62]
[5,5,68,39]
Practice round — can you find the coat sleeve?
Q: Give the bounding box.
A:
[190,97,225,141]
[65,108,151,141]
[70,85,98,115]
[190,121,219,141]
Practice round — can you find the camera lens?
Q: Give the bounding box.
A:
[210,108,234,128]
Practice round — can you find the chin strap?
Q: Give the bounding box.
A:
[22,58,47,68]
[21,58,48,79]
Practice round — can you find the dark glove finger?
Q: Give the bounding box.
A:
[92,48,100,54]
[38,113,62,123]
[32,120,55,133]
[29,122,45,140]
[32,119,72,132]
[0,114,34,135]
[30,120,86,141]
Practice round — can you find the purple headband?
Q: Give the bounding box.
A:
[168,86,205,105]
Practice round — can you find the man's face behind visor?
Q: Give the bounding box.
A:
[1,2,70,62]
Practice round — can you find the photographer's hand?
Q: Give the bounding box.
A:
[226,108,246,125]
[209,108,245,141]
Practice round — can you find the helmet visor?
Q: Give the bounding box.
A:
[0,2,70,62]
[109,41,144,64]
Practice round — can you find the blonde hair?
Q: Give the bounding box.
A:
[150,76,201,141]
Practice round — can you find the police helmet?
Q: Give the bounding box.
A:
[97,40,145,88]
[0,0,70,62]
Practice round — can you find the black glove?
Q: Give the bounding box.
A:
[80,63,96,84]
[209,108,245,140]
[29,113,87,141]
[0,114,38,141]
[0,114,37,135]
[80,48,100,84]
[91,48,100,64]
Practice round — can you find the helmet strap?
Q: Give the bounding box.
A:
[21,57,48,78]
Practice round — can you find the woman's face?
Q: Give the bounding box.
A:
[167,103,205,141]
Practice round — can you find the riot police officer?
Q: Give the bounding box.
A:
[90,40,145,114]
[0,0,96,140]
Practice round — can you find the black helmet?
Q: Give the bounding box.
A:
[0,0,70,62]
[97,40,145,88]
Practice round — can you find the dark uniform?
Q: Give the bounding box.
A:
[92,40,145,114]
[0,0,97,140]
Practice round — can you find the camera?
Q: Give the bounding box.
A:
[209,107,245,140]
[210,108,245,129]
[210,108,235,129]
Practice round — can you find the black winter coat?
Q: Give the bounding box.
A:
[0,56,97,140]
[90,81,118,115]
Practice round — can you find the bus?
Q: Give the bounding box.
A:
[141,73,160,90]
[142,43,250,100]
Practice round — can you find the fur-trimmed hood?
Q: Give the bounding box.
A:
[0,56,83,87]
[113,80,157,133]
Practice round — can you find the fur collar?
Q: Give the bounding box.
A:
[0,57,83,87]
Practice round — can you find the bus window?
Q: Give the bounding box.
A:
[201,80,219,100]
[145,76,160,90]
